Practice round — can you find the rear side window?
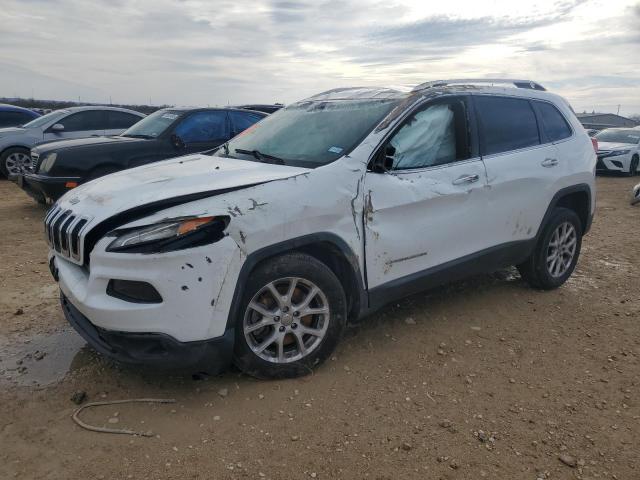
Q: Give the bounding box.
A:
[475,96,540,155]
[57,110,106,132]
[0,111,34,127]
[534,101,572,142]
[174,111,229,143]
[108,111,141,129]
[229,111,263,136]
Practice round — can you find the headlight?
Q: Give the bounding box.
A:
[39,152,57,173]
[107,216,229,253]
[609,150,631,156]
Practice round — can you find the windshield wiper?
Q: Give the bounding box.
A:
[234,148,285,165]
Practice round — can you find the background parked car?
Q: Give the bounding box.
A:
[0,106,145,178]
[594,128,640,176]
[19,107,267,203]
[0,104,41,129]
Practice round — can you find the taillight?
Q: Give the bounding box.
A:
[591,138,598,153]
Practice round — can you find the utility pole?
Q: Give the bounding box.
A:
[617,104,621,115]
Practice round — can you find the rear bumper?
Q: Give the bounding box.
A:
[61,293,234,372]
[21,173,80,201]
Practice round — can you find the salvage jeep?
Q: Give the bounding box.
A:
[46,79,596,379]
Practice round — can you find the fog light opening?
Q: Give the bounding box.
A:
[107,279,162,304]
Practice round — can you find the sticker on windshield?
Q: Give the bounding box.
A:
[328,146,343,154]
[161,113,178,120]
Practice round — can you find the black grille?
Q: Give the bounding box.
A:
[43,206,90,263]
[30,152,39,172]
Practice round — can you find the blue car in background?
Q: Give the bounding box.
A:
[0,104,40,128]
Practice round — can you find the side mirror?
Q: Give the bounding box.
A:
[51,123,65,132]
[171,134,185,149]
[371,144,395,173]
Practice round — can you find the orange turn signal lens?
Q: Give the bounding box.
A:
[65,181,78,188]
[177,217,215,235]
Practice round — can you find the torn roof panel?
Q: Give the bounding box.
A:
[302,87,408,102]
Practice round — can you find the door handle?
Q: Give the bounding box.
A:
[541,158,559,167]
[452,174,480,185]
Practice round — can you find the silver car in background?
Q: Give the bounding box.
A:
[0,106,145,177]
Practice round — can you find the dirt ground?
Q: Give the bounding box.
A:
[0,176,638,480]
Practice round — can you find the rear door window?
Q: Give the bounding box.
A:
[174,111,229,143]
[475,96,540,155]
[0,111,34,127]
[229,111,263,136]
[57,110,106,132]
[534,101,572,142]
[108,111,142,129]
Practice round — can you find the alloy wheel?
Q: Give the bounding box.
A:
[5,152,31,176]
[243,277,330,364]
[546,222,577,278]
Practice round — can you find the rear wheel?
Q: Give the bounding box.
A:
[233,252,346,379]
[517,207,582,290]
[0,147,31,178]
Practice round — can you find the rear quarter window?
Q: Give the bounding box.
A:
[475,96,540,156]
[534,101,572,142]
[108,111,142,129]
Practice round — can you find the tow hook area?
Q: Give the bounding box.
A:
[49,256,59,282]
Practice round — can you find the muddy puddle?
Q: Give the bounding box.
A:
[0,328,92,387]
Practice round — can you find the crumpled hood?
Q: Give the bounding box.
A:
[598,141,636,151]
[56,153,310,224]
[34,135,145,153]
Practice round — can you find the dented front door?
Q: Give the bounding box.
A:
[363,160,490,289]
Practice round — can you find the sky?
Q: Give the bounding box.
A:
[1,0,639,116]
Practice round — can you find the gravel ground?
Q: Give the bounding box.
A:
[0,176,638,480]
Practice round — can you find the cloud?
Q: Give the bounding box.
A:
[0,0,638,115]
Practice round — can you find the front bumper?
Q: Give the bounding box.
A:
[21,172,81,201]
[61,293,234,371]
[596,153,631,173]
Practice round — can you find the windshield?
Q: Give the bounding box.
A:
[595,129,640,144]
[21,110,69,129]
[215,99,401,167]
[122,109,181,138]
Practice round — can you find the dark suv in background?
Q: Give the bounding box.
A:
[0,104,40,128]
[18,107,266,203]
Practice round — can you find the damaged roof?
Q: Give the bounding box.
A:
[302,87,408,102]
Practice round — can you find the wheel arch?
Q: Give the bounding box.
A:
[225,233,367,331]
[1,144,32,155]
[538,184,593,237]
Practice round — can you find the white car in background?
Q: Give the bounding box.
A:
[0,106,145,177]
[594,128,640,176]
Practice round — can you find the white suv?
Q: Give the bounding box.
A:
[45,79,596,379]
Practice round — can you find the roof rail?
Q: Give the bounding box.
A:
[413,78,546,92]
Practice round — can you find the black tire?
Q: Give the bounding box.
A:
[629,155,639,177]
[517,207,583,290]
[233,252,347,379]
[0,147,30,178]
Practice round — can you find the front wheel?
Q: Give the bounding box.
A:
[517,207,583,290]
[628,155,639,177]
[0,147,31,178]
[233,252,346,379]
